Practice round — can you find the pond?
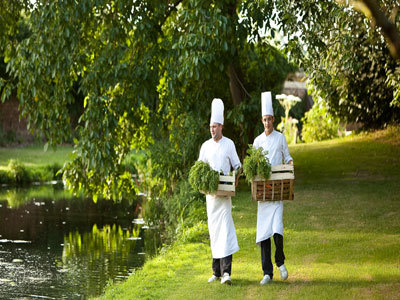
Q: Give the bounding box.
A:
[0,184,156,299]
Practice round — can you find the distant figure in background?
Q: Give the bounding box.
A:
[253,91,293,285]
[198,98,242,285]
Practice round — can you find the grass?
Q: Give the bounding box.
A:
[0,144,73,168]
[0,145,73,184]
[95,127,400,300]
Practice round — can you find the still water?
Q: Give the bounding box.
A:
[0,184,154,299]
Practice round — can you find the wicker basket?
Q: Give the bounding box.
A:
[251,164,294,201]
[201,171,236,197]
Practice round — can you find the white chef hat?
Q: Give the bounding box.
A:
[210,98,224,125]
[261,91,274,117]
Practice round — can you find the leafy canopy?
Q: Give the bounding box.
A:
[1,0,293,199]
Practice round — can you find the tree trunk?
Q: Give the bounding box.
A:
[227,63,245,106]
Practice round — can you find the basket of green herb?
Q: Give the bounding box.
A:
[189,161,236,197]
[251,164,295,201]
[243,145,294,201]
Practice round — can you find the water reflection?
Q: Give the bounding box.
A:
[0,184,156,299]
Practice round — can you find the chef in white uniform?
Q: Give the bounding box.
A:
[253,91,293,285]
[198,98,242,285]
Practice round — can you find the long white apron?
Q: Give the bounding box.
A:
[256,201,283,244]
[206,194,240,259]
[253,130,291,245]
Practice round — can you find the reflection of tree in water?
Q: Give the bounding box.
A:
[0,184,77,209]
[60,224,143,297]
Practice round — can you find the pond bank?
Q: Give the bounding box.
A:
[95,130,400,300]
[0,145,72,185]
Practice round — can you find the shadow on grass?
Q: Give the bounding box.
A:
[230,276,400,288]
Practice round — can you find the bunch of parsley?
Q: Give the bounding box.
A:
[243,145,271,183]
[188,161,220,193]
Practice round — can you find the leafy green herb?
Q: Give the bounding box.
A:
[188,161,219,193]
[243,145,271,183]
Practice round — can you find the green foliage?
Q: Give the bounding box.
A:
[7,159,29,183]
[0,160,62,184]
[0,128,21,146]
[386,65,400,109]
[225,42,296,155]
[242,145,271,182]
[144,179,206,245]
[271,0,400,128]
[301,98,345,143]
[0,0,294,202]
[188,161,219,194]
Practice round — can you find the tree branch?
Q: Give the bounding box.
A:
[338,0,400,60]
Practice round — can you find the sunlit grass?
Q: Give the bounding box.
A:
[0,144,73,167]
[96,128,400,300]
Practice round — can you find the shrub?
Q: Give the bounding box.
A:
[44,163,63,180]
[144,179,206,246]
[7,159,30,184]
[301,98,344,143]
[0,170,9,183]
[29,167,53,182]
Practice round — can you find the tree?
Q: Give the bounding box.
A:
[269,0,400,126]
[337,0,400,60]
[1,0,293,200]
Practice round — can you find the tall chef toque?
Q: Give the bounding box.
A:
[210,98,224,125]
[261,91,274,117]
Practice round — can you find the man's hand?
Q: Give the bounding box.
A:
[235,168,242,186]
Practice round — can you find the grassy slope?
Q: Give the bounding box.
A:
[98,128,400,300]
[0,145,73,167]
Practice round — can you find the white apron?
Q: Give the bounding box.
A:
[253,130,292,244]
[206,194,240,259]
[256,201,283,244]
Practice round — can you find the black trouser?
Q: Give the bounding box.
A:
[261,233,285,279]
[212,255,232,277]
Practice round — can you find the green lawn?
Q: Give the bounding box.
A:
[0,145,72,167]
[96,128,400,300]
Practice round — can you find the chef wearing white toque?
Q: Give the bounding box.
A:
[253,91,293,285]
[198,98,242,285]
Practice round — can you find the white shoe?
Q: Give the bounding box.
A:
[221,272,231,285]
[208,275,219,283]
[279,264,288,280]
[260,274,272,285]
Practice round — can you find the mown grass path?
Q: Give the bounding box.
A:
[97,129,400,300]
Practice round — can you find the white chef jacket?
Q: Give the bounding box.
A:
[253,130,293,244]
[199,136,241,258]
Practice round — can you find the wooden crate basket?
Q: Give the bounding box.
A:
[201,172,236,197]
[251,165,294,201]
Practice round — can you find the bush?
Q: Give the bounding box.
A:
[0,170,9,183]
[7,159,30,184]
[0,161,63,184]
[144,179,206,245]
[301,98,345,143]
[29,167,53,182]
[44,163,63,180]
